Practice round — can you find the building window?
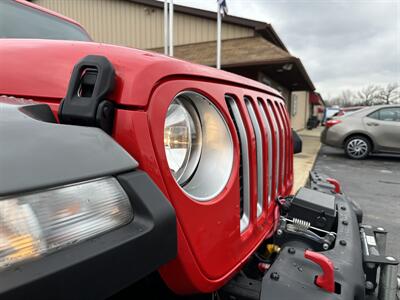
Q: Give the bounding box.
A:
[291,94,298,117]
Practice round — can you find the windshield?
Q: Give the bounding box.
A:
[0,0,91,41]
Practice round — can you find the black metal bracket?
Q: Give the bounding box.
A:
[58,55,116,134]
[360,224,399,294]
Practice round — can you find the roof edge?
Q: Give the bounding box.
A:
[223,56,315,91]
[290,57,315,91]
[128,0,288,51]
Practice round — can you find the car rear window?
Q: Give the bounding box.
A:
[0,0,91,41]
[368,107,400,122]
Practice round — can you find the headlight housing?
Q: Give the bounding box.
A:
[164,91,233,201]
[164,99,202,185]
[0,177,133,270]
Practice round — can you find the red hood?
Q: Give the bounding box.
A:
[0,39,281,108]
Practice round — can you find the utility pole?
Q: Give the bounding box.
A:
[169,0,174,56]
[164,0,168,55]
[216,5,221,69]
[164,0,174,56]
[216,0,227,69]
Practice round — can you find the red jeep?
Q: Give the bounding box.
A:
[0,1,398,299]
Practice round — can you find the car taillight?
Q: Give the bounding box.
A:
[326,119,341,128]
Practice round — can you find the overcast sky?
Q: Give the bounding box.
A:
[170,0,399,100]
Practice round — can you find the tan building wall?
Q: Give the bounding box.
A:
[290,91,310,131]
[35,0,254,49]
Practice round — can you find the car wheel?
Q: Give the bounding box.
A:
[345,136,370,159]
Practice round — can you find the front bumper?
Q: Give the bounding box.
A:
[222,172,398,300]
[0,171,177,300]
[260,172,399,300]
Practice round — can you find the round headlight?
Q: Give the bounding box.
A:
[164,92,233,201]
[164,99,202,185]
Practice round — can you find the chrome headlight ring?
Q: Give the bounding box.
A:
[164,91,233,201]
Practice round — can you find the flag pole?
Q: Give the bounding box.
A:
[164,0,168,55]
[216,3,221,69]
[169,0,174,56]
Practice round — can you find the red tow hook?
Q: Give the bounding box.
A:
[326,178,341,194]
[304,250,335,293]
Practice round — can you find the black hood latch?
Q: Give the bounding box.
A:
[58,55,116,135]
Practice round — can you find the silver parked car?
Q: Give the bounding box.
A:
[321,105,400,159]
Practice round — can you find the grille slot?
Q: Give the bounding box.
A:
[279,103,290,191]
[258,99,273,205]
[226,96,250,232]
[266,100,280,196]
[281,103,292,186]
[244,97,263,217]
[274,102,286,192]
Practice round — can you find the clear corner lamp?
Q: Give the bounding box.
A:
[164,91,233,201]
[0,177,133,269]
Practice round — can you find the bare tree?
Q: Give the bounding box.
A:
[326,84,399,107]
[377,83,400,104]
[357,85,382,106]
[327,95,353,107]
[339,89,355,107]
[326,96,340,106]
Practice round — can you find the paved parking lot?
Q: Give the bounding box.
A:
[314,145,400,260]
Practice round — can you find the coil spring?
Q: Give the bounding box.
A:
[292,218,311,232]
